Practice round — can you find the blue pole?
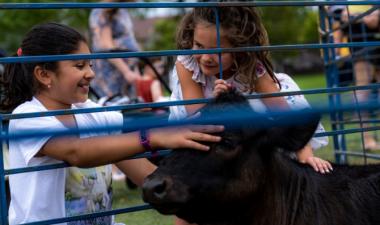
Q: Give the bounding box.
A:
[327,5,348,163]
[318,5,345,164]
[214,7,223,80]
[0,117,8,225]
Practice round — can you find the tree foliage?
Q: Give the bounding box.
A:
[0,0,96,54]
[0,0,320,58]
[260,6,319,45]
[148,5,320,51]
[148,16,181,51]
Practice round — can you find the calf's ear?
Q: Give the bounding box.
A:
[269,112,321,152]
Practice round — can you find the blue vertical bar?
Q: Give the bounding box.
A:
[318,5,345,164]
[326,7,348,163]
[0,116,8,225]
[213,7,223,80]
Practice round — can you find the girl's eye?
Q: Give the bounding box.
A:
[193,42,203,49]
[75,64,85,69]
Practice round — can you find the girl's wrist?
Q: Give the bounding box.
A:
[139,130,159,157]
[145,129,159,149]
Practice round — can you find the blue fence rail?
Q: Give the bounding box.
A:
[1,1,380,225]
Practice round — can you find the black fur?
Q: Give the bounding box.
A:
[143,91,380,225]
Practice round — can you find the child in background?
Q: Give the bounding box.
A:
[0,23,224,225]
[136,58,168,103]
[170,7,331,174]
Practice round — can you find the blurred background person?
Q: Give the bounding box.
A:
[326,5,353,87]
[89,0,141,100]
[136,57,169,103]
[340,5,380,151]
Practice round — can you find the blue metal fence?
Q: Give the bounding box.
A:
[1,1,380,224]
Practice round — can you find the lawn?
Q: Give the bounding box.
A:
[113,180,174,225]
[293,73,380,165]
[113,73,379,224]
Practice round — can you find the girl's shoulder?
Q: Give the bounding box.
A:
[274,72,293,80]
[73,99,101,109]
[10,98,64,133]
[176,55,206,85]
[274,72,301,91]
[177,55,197,72]
[12,97,46,114]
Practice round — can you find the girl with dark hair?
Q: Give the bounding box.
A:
[170,7,331,181]
[1,22,224,225]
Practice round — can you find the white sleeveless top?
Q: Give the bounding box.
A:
[169,55,328,150]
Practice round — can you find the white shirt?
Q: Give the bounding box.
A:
[8,97,123,225]
[169,55,328,150]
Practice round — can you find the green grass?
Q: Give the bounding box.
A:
[113,180,174,225]
[292,73,327,90]
[293,73,380,164]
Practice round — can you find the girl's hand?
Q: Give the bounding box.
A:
[213,79,232,97]
[303,156,333,174]
[150,125,224,151]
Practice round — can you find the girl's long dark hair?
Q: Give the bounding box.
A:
[0,22,86,112]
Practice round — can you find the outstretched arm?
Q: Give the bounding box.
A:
[39,125,224,168]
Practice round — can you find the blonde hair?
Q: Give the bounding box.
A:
[176,7,280,93]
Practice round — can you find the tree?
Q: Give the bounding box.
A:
[148,16,181,51]
[0,0,96,54]
[260,6,319,45]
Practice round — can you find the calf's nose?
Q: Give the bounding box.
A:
[143,176,171,202]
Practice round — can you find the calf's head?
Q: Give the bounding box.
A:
[143,91,320,224]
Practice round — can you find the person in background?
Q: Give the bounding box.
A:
[136,57,169,103]
[341,5,380,150]
[327,5,353,86]
[89,0,141,99]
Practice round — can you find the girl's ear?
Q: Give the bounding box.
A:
[34,65,52,88]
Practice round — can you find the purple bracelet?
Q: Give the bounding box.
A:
[139,130,158,157]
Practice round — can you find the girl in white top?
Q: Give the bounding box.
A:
[170,6,331,181]
[1,23,224,225]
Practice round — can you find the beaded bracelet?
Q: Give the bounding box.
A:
[139,130,158,157]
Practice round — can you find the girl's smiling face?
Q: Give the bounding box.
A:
[192,22,234,77]
[45,41,95,108]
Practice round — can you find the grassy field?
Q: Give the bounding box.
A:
[113,73,379,224]
[113,180,174,225]
[293,73,380,164]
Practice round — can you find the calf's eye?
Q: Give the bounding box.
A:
[215,139,241,159]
